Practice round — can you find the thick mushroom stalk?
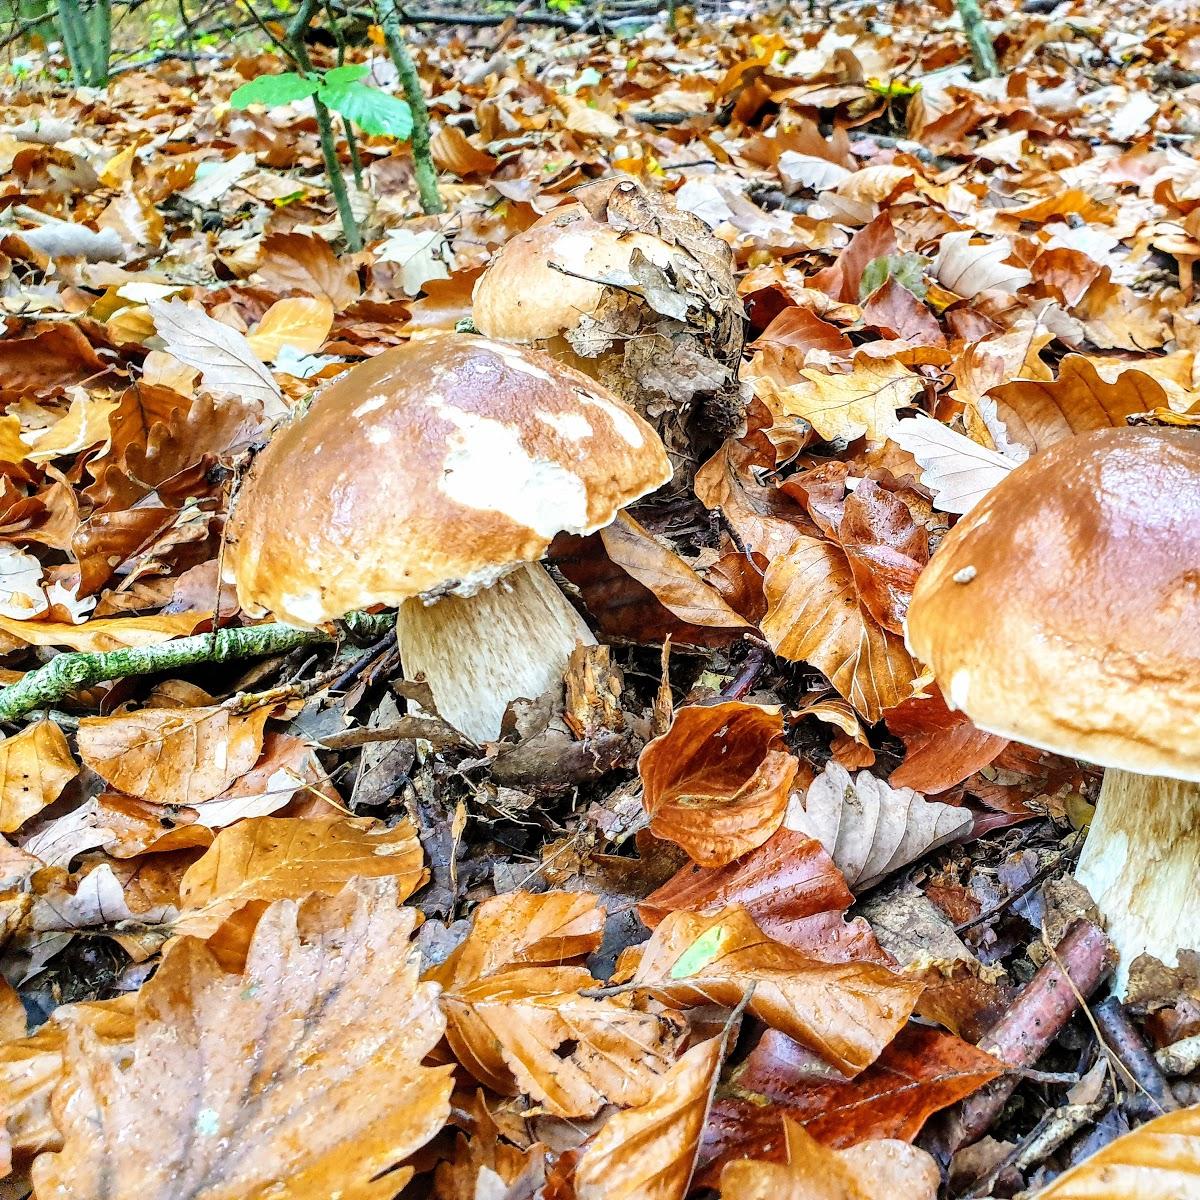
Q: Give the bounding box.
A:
[397,561,595,744]
[1075,770,1200,993]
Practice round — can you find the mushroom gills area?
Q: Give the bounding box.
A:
[1074,768,1200,994]
[396,561,597,744]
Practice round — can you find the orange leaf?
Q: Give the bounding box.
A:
[0,611,208,652]
[0,720,78,833]
[640,703,798,869]
[256,231,362,308]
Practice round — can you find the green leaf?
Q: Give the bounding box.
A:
[670,923,730,980]
[321,63,369,87]
[230,72,318,109]
[319,80,412,140]
[860,252,930,301]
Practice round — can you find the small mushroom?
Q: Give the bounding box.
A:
[905,426,1200,993]
[226,332,671,743]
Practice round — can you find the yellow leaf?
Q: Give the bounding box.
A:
[78,702,272,807]
[173,816,428,940]
[0,720,79,833]
[105,304,156,345]
[245,296,335,363]
[753,358,923,444]
[0,611,208,652]
[97,143,137,188]
[21,394,119,463]
[0,415,26,464]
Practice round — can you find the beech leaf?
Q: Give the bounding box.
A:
[787,762,973,891]
[245,296,335,363]
[31,883,454,1200]
[932,232,1032,297]
[0,611,208,652]
[0,720,78,833]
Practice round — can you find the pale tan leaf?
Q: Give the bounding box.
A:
[0,611,208,652]
[786,761,973,891]
[31,884,454,1200]
[932,232,1031,297]
[21,395,119,463]
[761,535,917,723]
[889,414,1016,515]
[0,545,48,619]
[443,964,685,1118]
[245,296,335,363]
[557,95,623,137]
[174,816,427,940]
[77,702,273,807]
[0,720,78,833]
[1031,1103,1200,1198]
[719,1116,939,1200]
[575,1035,723,1200]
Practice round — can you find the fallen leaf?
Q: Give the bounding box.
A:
[21,394,119,463]
[787,762,972,891]
[631,906,921,1076]
[718,1116,939,1200]
[245,296,335,362]
[890,414,1016,514]
[256,231,362,308]
[0,720,78,833]
[575,1035,724,1200]
[932,232,1031,297]
[0,610,207,651]
[886,688,1008,793]
[31,883,454,1200]
[173,815,427,940]
[78,702,273,807]
[639,703,799,869]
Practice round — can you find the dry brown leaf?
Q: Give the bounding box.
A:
[787,762,973,891]
[426,889,604,992]
[751,358,922,444]
[31,883,454,1200]
[245,296,334,363]
[0,611,207,651]
[631,906,922,1076]
[256,231,362,308]
[78,702,273,807]
[987,354,1167,455]
[719,1116,939,1200]
[932,232,1031,297]
[762,535,917,723]
[0,720,78,833]
[574,1035,724,1200]
[21,395,119,463]
[173,815,427,941]
[639,702,799,868]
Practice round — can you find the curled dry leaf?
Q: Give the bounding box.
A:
[718,1117,939,1200]
[256,231,362,309]
[173,815,427,942]
[1030,1102,1200,1198]
[574,1035,724,1200]
[31,883,454,1200]
[442,964,686,1118]
[0,720,78,834]
[0,610,208,652]
[788,762,973,891]
[78,701,273,808]
[631,906,921,1076]
[886,688,1008,794]
[889,414,1016,515]
[932,232,1031,298]
[639,703,799,869]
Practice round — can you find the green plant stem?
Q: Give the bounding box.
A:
[376,0,443,215]
[343,117,365,190]
[0,613,394,723]
[956,0,998,79]
[313,95,363,249]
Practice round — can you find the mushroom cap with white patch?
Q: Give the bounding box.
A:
[905,426,1200,782]
[471,197,675,344]
[225,332,673,627]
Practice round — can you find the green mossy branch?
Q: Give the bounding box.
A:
[0,612,394,723]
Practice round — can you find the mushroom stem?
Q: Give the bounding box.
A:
[1075,768,1200,994]
[396,561,596,744]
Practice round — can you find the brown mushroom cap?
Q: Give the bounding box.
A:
[227,332,672,626]
[905,426,1200,780]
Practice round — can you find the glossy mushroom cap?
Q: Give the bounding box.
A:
[905,426,1200,780]
[227,332,672,627]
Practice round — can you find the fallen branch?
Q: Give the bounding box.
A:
[1095,996,1178,1112]
[0,613,394,723]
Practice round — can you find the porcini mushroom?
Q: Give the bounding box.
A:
[905,426,1200,992]
[471,177,744,468]
[226,332,671,743]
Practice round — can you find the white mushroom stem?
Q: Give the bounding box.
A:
[1074,768,1200,995]
[396,561,596,744]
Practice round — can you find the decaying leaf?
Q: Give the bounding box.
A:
[574,1035,724,1200]
[639,703,799,868]
[31,883,454,1200]
[630,906,921,1076]
[787,762,973,891]
[0,720,78,833]
[932,232,1031,297]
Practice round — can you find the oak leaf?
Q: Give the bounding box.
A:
[173,816,427,942]
[718,1116,938,1200]
[574,1035,724,1200]
[890,414,1016,515]
[31,883,454,1200]
[639,703,799,868]
[245,296,334,363]
[0,720,78,833]
[631,906,922,1076]
[788,762,972,891]
[78,701,273,807]
[1031,1102,1200,1198]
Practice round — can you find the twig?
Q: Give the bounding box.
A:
[1095,996,1178,1112]
[0,614,394,723]
[720,645,769,701]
